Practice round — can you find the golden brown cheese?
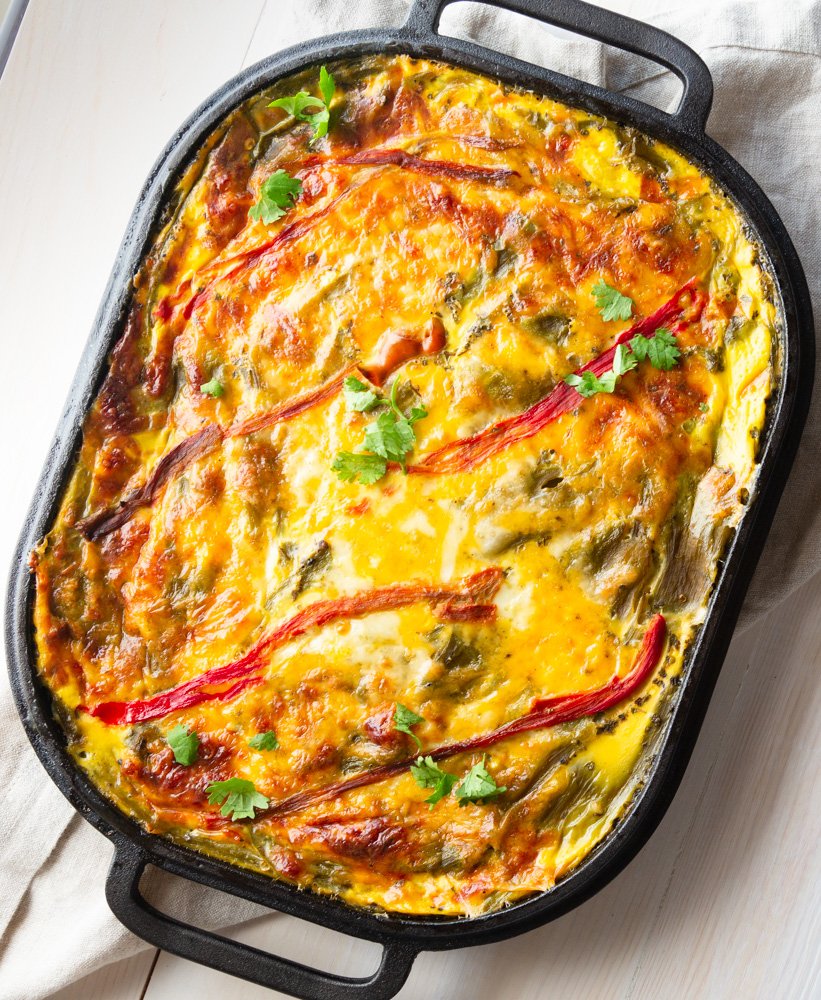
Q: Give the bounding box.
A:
[31,55,776,916]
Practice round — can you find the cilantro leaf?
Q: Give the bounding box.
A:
[394,703,424,748]
[248,731,279,751]
[455,756,506,804]
[332,452,387,485]
[268,66,335,140]
[647,327,681,370]
[249,169,303,224]
[628,333,650,361]
[200,378,223,397]
[364,410,416,464]
[342,375,380,412]
[565,369,617,397]
[410,756,457,807]
[319,65,335,109]
[206,778,269,820]
[613,342,638,376]
[592,280,633,322]
[166,724,199,766]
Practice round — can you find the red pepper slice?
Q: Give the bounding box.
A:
[409,280,704,475]
[339,148,518,185]
[263,614,667,818]
[85,567,504,725]
[77,365,355,541]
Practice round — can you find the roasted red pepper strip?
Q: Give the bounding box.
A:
[263,614,667,818]
[339,148,518,185]
[409,280,704,476]
[85,568,504,724]
[76,425,223,541]
[76,366,354,541]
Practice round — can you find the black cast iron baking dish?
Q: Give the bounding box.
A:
[5,0,815,996]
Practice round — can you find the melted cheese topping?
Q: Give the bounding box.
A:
[32,55,776,916]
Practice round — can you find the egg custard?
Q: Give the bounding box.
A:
[31,55,776,916]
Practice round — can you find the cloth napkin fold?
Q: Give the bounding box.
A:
[1,1,818,997]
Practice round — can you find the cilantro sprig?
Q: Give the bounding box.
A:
[629,327,680,370]
[332,452,387,485]
[564,327,681,398]
[333,378,427,485]
[166,724,199,766]
[410,756,457,807]
[248,731,279,751]
[409,754,506,808]
[206,778,269,821]
[393,703,425,748]
[342,375,380,412]
[592,280,633,322]
[564,370,617,398]
[249,169,303,224]
[268,65,335,140]
[200,378,224,397]
[455,756,506,804]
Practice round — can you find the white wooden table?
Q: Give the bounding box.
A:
[1,2,818,998]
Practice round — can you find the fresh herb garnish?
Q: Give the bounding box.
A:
[566,328,682,398]
[612,342,638,376]
[592,280,634,322]
[362,380,427,472]
[331,452,387,485]
[249,169,303,224]
[200,378,224,397]
[410,756,457,807]
[342,375,380,412]
[455,756,506,804]
[268,65,335,140]
[206,778,269,820]
[393,704,424,748]
[564,370,618,397]
[333,379,427,484]
[166,724,198,766]
[630,327,680,370]
[248,731,279,751]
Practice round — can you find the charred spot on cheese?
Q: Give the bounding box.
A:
[32,54,775,918]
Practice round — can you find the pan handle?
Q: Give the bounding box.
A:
[404,0,713,132]
[106,842,417,1000]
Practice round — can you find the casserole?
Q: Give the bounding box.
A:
[6,0,814,996]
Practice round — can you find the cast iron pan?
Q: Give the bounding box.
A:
[5,0,815,997]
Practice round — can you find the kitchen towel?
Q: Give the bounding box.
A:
[0,1,818,997]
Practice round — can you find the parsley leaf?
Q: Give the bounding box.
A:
[628,333,650,361]
[248,731,279,751]
[646,327,681,370]
[331,452,387,485]
[249,169,303,224]
[268,65,335,140]
[343,375,380,412]
[394,703,424,748]
[410,756,457,807]
[200,378,223,397]
[592,280,633,322]
[166,724,199,766]
[206,778,269,821]
[455,756,506,804]
[612,342,638,376]
[564,370,618,397]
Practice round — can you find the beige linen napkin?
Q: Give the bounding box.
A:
[1,1,818,997]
